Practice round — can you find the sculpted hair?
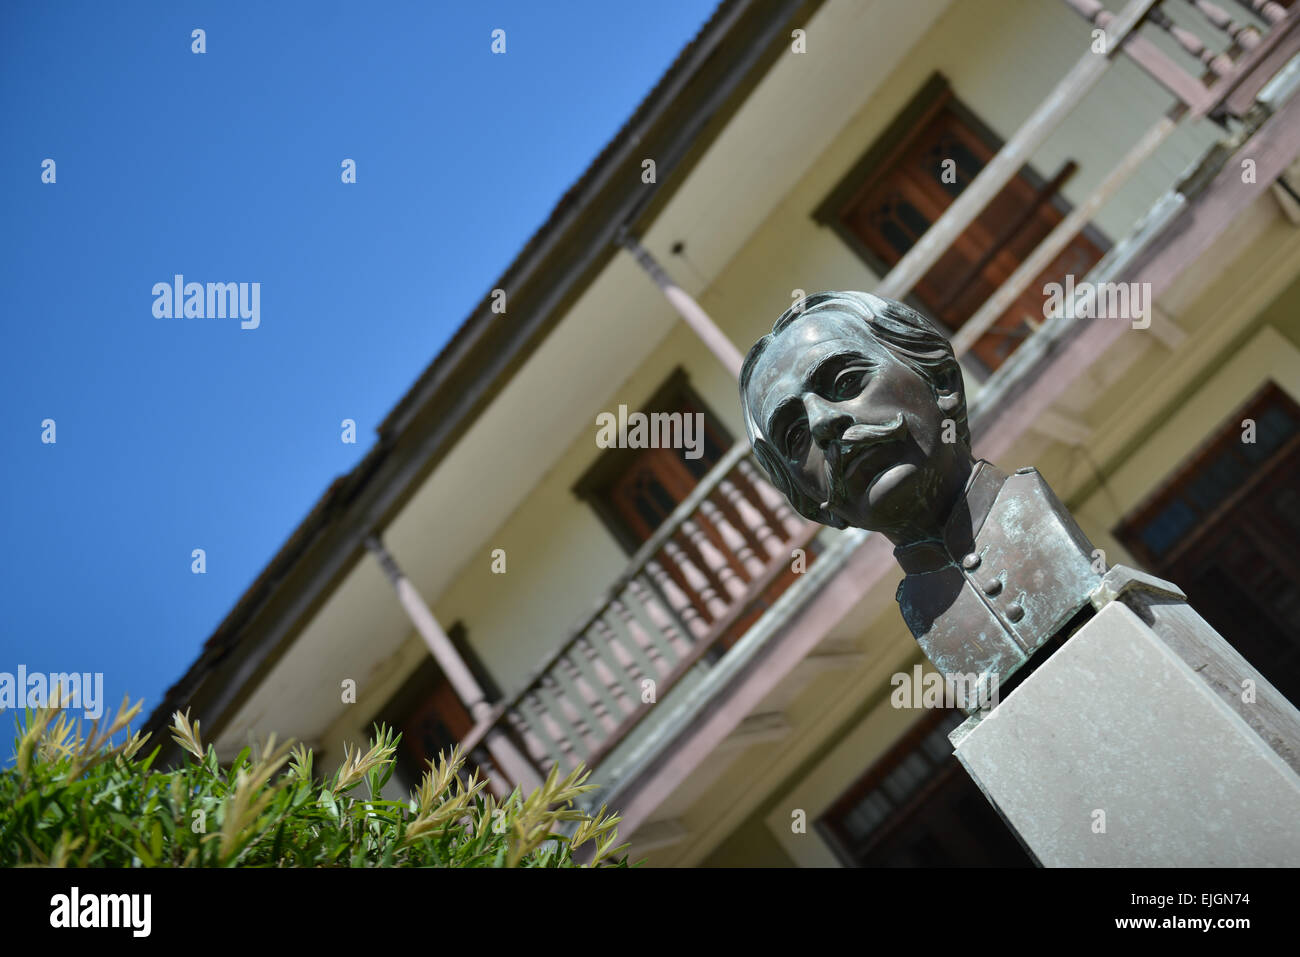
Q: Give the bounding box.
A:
[739,291,969,528]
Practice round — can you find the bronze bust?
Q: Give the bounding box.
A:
[740,291,1101,697]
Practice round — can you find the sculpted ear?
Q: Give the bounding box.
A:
[815,504,849,530]
[933,359,965,414]
[750,438,796,503]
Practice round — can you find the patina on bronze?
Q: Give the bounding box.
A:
[740,291,1101,702]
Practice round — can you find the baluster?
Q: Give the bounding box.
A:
[1226,0,1285,26]
[589,617,644,699]
[599,606,660,682]
[1147,5,1237,77]
[607,593,667,673]
[719,474,785,561]
[513,695,568,770]
[495,710,532,770]
[523,689,581,770]
[646,557,711,640]
[571,635,630,722]
[628,574,693,659]
[506,696,564,769]
[681,516,749,602]
[494,715,549,788]
[699,496,766,579]
[1059,0,1117,31]
[1184,0,1262,48]
[662,536,730,621]
[709,470,771,561]
[1063,0,1261,50]
[553,652,614,735]
[615,587,679,670]
[467,744,506,797]
[534,676,591,761]
[736,458,806,538]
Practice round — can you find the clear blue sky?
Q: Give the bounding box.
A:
[0,0,717,762]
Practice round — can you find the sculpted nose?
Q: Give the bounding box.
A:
[804,394,849,448]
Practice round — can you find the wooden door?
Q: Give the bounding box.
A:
[1159,438,1300,704]
[820,709,1033,867]
[1117,384,1300,705]
[606,446,701,544]
[398,677,475,779]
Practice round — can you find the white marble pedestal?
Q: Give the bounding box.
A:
[950,567,1300,866]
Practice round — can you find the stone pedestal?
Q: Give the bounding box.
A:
[950,566,1300,866]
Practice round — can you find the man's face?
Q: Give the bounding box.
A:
[745,309,967,536]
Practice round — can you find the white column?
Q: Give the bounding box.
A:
[364,535,540,796]
[619,232,744,378]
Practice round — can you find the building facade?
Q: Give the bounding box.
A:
[146,0,1300,866]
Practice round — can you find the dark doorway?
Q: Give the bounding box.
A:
[819,709,1033,867]
[1116,382,1300,704]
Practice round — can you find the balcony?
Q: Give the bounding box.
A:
[458,441,823,789]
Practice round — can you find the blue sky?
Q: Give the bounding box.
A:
[0,1,717,761]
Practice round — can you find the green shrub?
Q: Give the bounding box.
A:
[1,693,631,867]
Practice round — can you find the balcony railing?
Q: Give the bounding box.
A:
[459,441,821,783]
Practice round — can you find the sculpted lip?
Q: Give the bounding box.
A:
[821,417,908,513]
[841,438,902,484]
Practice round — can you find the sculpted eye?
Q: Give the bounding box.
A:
[831,367,869,400]
[785,422,809,458]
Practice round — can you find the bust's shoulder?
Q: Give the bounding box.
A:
[974,464,1052,509]
[1002,465,1052,494]
[986,464,1075,528]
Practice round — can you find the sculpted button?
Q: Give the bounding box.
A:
[982,578,1002,596]
[1006,602,1025,623]
[962,553,981,570]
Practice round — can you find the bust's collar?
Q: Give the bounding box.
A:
[893,460,1008,575]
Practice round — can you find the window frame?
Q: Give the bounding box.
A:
[573,366,733,555]
[1115,380,1300,571]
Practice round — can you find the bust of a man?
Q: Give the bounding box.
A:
[740,291,1101,696]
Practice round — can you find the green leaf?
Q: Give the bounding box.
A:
[149,818,163,862]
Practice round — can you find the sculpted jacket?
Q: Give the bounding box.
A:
[894,460,1103,697]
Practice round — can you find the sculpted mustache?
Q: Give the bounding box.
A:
[839,413,906,446]
[819,412,907,512]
